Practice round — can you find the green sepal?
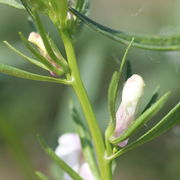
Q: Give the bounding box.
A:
[37,135,83,180]
[70,103,100,180]
[35,171,49,180]
[110,92,170,145]
[0,63,70,84]
[107,102,180,160]
[0,0,24,9]
[70,8,180,51]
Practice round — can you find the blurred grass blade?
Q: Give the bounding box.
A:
[0,63,69,84]
[4,41,49,71]
[0,115,35,180]
[110,92,170,144]
[107,102,180,160]
[38,136,83,180]
[0,0,24,9]
[35,171,50,180]
[108,38,134,124]
[70,8,180,51]
[70,103,100,180]
[142,86,160,113]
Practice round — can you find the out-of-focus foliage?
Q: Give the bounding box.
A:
[0,0,179,180]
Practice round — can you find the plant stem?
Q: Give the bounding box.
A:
[60,30,112,180]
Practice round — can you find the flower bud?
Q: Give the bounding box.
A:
[28,32,47,56]
[28,32,61,77]
[114,74,145,147]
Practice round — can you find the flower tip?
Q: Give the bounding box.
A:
[28,32,46,51]
[122,74,145,106]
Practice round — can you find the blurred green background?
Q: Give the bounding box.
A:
[0,0,180,180]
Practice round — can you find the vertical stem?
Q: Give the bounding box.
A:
[60,30,112,180]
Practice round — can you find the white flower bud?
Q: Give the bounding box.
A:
[28,32,47,56]
[114,74,145,147]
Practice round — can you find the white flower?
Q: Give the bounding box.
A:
[114,74,145,147]
[55,133,94,180]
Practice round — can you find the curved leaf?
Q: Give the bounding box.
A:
[70,8,180,51]
[0,63,70,84]
[38,136,83,180]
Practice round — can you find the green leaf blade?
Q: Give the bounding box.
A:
[38,136,83,180]
[0,63,69,84]
[35,171,49,180]
[70,8,180,51]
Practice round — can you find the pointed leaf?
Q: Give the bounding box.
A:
[107,102,180,160]
[70,103,100,179]
[0,0,24,9]
[37,136,83,180]
[0,63,70,84]
[110,92,170,144]
[70,8,180,51]
[35,171,49,180]
[4,41,49,71]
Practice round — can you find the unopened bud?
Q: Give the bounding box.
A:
[28,32,61,77]
[114,74,145,147]
[28,32,47,55]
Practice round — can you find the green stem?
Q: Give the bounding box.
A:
[60,30,112,180]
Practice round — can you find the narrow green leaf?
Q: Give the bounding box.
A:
[35,171,49,180]
[0,63,70,84]
[142,86,160,113]
[0,0,24,9]
[107,103,180,160]
[70,8,180,51]
[38,136,83,180]
[70,104,100,180]
[110,92,170,144]
[4,41,49,71]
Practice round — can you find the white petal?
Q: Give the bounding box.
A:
[80,162,95,180]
